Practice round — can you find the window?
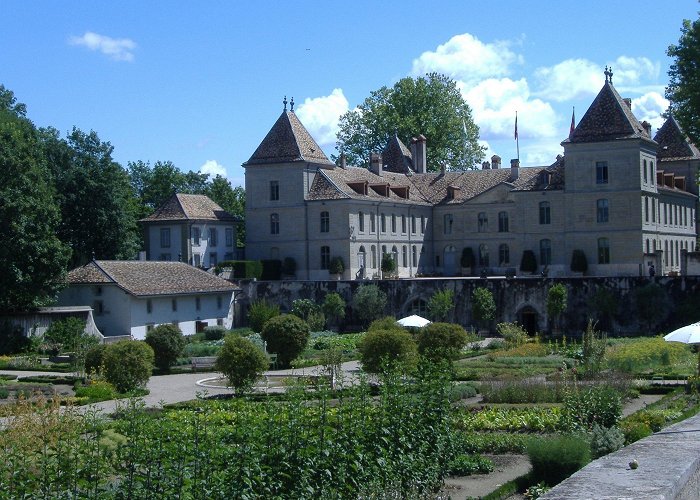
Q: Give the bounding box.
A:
[209,252,217,266]
[412,245,417,267]
[320,211,330,233]
[208,228,217,246]
[172,299,177,312]
[411,215,417,233]
[540,239,552,266]
[358,211,365,232]
[225,228,234,247]
[539,202,551,224]
[321,246,330,270]
[370,213,376,233]
[192,227,201,245]
[193,253,201,267]
[270,213,279,234]
[478,212,488,232]
[663,204,667,225]
[381,214,386,233]
[650,161,655,185]
[217,296,223,309]
[95,286,102,296]
[147,299,153,314]
[391,214,397,233]
[421,216,426,233]
[371,245,377,268]
[598,238,610,264]
[160,228,171,248]
[596,161,609,184]
[270,180,279,201]
[93,300,104,316]
[499,244,510,266]
[401,215,406,234]
[597,199,609,223]
[646,239,650,254]
[392,245,398,265]
[479,244,489,267]
[652,199,656,222]
[402,245,407,267]
[444,214,453,235]
[196,297,201,311]
[643,159,647,183]
[644,197,649,223]
[498,212,509,232]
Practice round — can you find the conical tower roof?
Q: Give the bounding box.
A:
[654,115,700,160]
[567,72,651,144]
[245,110,333,166]
[382,134,414,174]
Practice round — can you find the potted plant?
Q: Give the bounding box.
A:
[381,253,397,279]
[329,256,345,280]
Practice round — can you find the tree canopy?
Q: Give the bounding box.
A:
[335,73,484,171]
[666,14,700,146]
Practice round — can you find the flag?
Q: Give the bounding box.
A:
[569,107,575,138]
[514,113,518,141]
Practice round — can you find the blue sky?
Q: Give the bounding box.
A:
[2,1,698,187]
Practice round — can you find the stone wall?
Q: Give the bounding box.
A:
[235,276,700,334]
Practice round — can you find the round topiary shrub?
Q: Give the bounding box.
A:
[261,314,310,368]
[358,328,418,373]
[418,322,470,362]
[203,325,227,341]
[145,324,186,372]
[215,334,268,394]
[85,343,108,375]
[103,340,154,393]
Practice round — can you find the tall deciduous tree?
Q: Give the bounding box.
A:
[666,14,700,146]
[335,73,484,171]
[206,175,245,246]
[0,86,70,310]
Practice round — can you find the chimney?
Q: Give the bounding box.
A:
[339,153,346,169]
[641,120,652,137]
[510,158,520,181]
[370,153,383,176]
[410,137,417,166]
[414,134,427,173]
[491,155,501,169]
[623,98,632,109]
[481,161,491,170]
[440,163,446,175]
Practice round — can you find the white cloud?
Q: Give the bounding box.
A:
[632,92,669,132]
[199,160,228,178]
[69,32,136,61]
[296,88,349,148]
[533,58,602,102]
[609,56,659,86]
[411,33,522,86]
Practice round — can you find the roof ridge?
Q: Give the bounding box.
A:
[175,193,190,218]
[91,260,117,284]
[315,168,350,199]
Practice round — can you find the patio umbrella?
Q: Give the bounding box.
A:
[396,315,431,328]
[664,321,700,376]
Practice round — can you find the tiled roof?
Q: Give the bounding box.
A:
[67,261,236,296]
[654,116,700,161]
[567,81,651,144]
[140,194,237,222]
[245,111,334,166]
[382,135,414,174]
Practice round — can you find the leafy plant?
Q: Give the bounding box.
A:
[417,322,470,362]
[455,406,562,433]
[102,340,154,393]
[562,385,622,431]
[581,319,606,373]
[547,283,568,333]
[322,292,346,327]
[203,326,227,341]
[352,284,387,327]
[589,423,625,458]
[447,454,494,475]
[381,253,397,276]
[427,288,454,322]
[261,314,310,368]
[496,322,528,348]
[472,287,496,331]
[248,299,280,332]
[329,256,345,275]
[527,435,591,486]
[0,320,30,355]
[145,324,185,372]
[357,328,418,373]
[215,334,268,394]
[74,380,117,402]
[84,343,107,375]
[606,337,692,376]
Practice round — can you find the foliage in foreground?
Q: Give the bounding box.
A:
[0,363,456,499]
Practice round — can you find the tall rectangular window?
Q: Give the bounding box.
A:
[270,213,279,234]
[498,212,509,232]
[320,246,330,270]
[320,211,330,233]
[644,197,649,223]
[411,215,417,234]
[540,239,551,266]
[147,299,153,314]
[421,216,426,233]
[381,214,386,233]
[539,202,551,224]
[391,214,397,233]
[196,297,201,310]
[160,228,171,248]
[597,199,609,223]
[270,180,279,201]
[401,215,406,234]
[225,228,234,246]
[412,245,417,267]
[370,213,376,233]
[499,244,510,265]
[402,246,407,267]
[208,228,217,246]
[478,212,488,232]
[598,238,610,264]
[358,212,365,232]
[643,159,648,183]
[596,161,609,184]
[209,252,217,266]
[192,227,201,245]
[172,299,177,312]
[444,214,453,235]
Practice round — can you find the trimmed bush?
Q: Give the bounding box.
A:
[261,314,310,368]
[527,435,591,486]
[260,259,282,280]
[322,292,346,326]
[103,340,154,393]
[352,284,387,327]
[417,322,470,362]
[234,260,263,279]
[380,253,396,276]
[215,335,268,394]
[85,343,108,375]
[203,326,227,341]
[329,256,345,275]
[590,423,625,459]
[248,299,280,332]
[145,324,185,372]
[368,316,404,333]
[358,328,417,373]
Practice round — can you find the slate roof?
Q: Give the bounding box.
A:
[245,110,334,166]
[567,80,651,144]
[140,194,238,223]
[67,260,236,297]
[654,116,700,161]
[382,135,414,174]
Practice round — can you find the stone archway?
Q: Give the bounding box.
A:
[517,306,539,335]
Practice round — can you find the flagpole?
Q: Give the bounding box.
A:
[515,111,520,161]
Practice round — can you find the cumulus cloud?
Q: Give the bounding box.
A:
[609,56,659,86]
[410,33,522,86]
[533,58,602,102]
[632,92,669,132]
[69,31,137,61]
[199,160,228,178]
[296,88,350,148]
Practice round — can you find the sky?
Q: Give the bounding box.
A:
[2,1,699,187]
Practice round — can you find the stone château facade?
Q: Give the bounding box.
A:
[244,73,699,280]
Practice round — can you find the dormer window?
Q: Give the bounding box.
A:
[348,181,368,195]
[369,183,390,197]
[447,186,460,200]
[390,186,410,199]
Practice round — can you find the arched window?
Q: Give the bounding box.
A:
[479,244,489,267]
[270,213,279,235]
[392,245,399,264]
[597,238,610,264]
[478,212,488,232]
[597,199,609,223]
[499,244,510,266]
[498,211,509,232]
[540,239,551,265]
[358,211,365,232]
[371,245,377,268]
[402,245,407,267]
[539,202,551,224]
[320,246,330,269]
[320,211,329,233]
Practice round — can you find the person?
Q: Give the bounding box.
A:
[649,264,656,277]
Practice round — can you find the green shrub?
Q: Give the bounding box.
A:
[427,288,455,322]
[145,324,185,372]
[527,435,591,486]
[261,314,310,368]
[182,342,221,357]
[231,260,263,279]
[329,256,345,275]
[562,386,622,431]
[322,292,346,326]
[74,380,117,401]
[368,316,403,332]
[547,283,568,332]
[0,388,9,399]
[472,287,495,329]
[248,299,280,332]
[381,253,396,275]
[215,335,268,394]
[307,311,326,332]
[290,298,320,320]
[352,284,387,327]
[358,328,418,373]
[85,343,108,375]
[417,322,469,361]
[606,337,692,375]
[497,322,528,347]
[260,259,282,280]
[103,340,154,393]
[520,250,537,273]
[620,420,652,444]
[203,326,227,341]
[0,320,30,355]
[447,454,494,476]
[449,382,478,401]
[589,423,625,459]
